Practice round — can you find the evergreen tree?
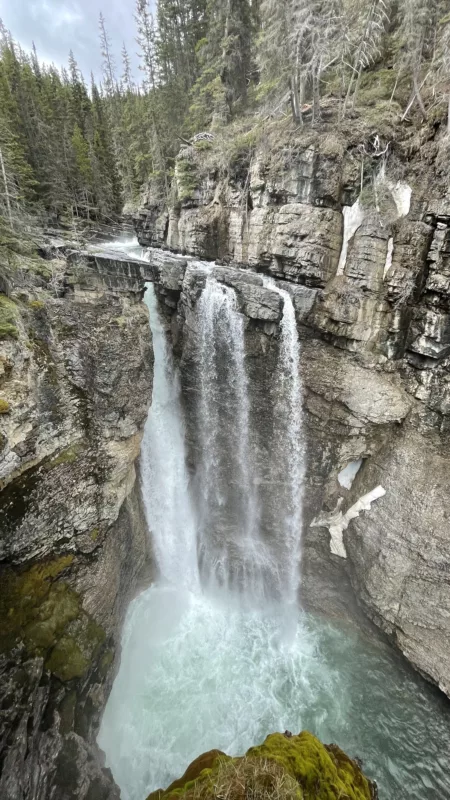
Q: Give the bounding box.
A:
[91,77,122,215]
[135,0,169,196]
[189,0,253,130]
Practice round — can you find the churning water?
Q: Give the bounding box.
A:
[98,246,450,800]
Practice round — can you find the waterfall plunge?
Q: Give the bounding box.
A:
[263,280,304,607]
[99,257,450,800]
[138,274,305,606]
[140,285,199,591]
[196,278,262,603]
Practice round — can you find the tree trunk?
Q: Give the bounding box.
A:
[351,66,363,110]
[0,146,14,230]
[312,66,321,124]
[289,76,301,124]
[413,71,427,117]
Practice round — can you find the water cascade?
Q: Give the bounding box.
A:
[99,244,450,800]
[140,285,199,590]
[196,277,261,602]
[263,279,304,607]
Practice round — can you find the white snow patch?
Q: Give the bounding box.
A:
[376,164,412,219]
[384,237,394,279]
[337,199,364,275]
[338,459,363,490]
[310,485,386,559]
[390,181,412,218]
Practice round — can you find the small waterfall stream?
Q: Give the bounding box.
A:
[263,279,304,607]
[98,240,450,800]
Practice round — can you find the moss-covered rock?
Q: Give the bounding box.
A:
[45,632,90,681]
[0,295,19,339]
[0,397,10,413]
[148,733,376,800]
[44,441,86,470]
[0,555,107,682]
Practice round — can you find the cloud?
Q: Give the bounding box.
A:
[1,0,145,82]
[30,1,84,30]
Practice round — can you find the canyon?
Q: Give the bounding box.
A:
[1,117,450,800]
[136,119,450,697]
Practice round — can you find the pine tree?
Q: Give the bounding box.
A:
[91,77,122,215]
[189,0,253,130]
[71,122,94,218]
[342,0,389,116]
[257,0,296,113]
[135,0,169,197]
[0,42,36,226]
[99,12,117,98]
[120,43,135,93]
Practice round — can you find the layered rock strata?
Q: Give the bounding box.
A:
[137,123,450,697]
[0,247,153,799]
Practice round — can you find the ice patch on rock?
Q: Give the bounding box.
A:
[384,237,394,279]
[337,199,364,275]
[338,459,363,490]
[390,181,412,218]
[376,164,412,219]
[310,486,386,559]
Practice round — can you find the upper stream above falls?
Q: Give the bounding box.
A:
[97,238,450,800]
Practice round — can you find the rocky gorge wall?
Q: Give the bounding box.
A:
[136,119,450,698]
[0,246,153,799]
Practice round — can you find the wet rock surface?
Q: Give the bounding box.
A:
[0,250,153,799]
[136,126,450,698]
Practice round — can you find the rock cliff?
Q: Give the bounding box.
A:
[136,116,450,697]
[0,245,153,799]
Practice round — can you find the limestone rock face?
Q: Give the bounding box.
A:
[137,122,450,697]
[0,249,153,799]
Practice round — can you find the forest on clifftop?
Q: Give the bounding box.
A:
[0,0,450,236]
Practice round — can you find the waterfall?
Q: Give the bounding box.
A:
[196,277,262,603]
[140,272,304,606]
[263,279,304,606]
[193,274,304,607]
[140,284,199,590]
[99,249,450,800]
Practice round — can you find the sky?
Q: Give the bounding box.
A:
[0,0,151,83]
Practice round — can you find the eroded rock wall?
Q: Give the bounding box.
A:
[0,249,153,799]
[137,123,450,697]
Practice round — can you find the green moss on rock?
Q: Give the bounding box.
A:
[148,732,375,800]
[0,555,107,682]
[45,441,85,470]
[0,295,19,339]
[0,556,74,651]
[45,634,90,681]
[0,398,10,413]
